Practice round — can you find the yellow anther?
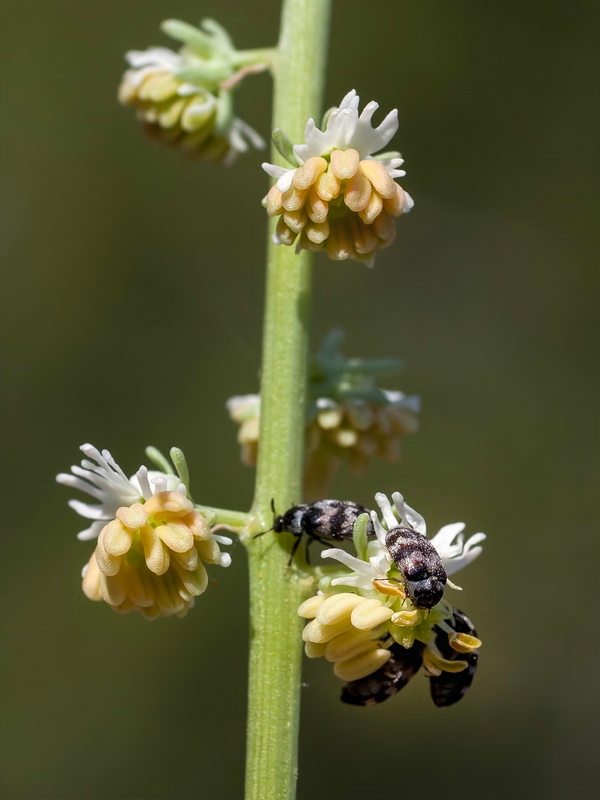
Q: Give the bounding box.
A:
[449,632,482,653]
[372,578,406,598]
[391,609,420,627]
[423,648,469,676]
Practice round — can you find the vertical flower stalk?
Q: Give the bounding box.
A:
[243,1,332,799]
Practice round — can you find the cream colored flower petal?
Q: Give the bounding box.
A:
[359,191,383,225]
[301,617,354,644]
[330,148,360,180]
[359,160,397,199]
[156,522,194,553]
[116,502,148,530]
[350,598,394,630]
[100,520,133,557]
[297,594,328,619]
[82,555,103,601]
[101,571,129,606]
[333,647,391,681]
[94,538,122,577]
[324,628,377,663]
[140,527,170,575]
[173,548,199,571]
[344,170,372,213]
[174,560,208,597]
[304,641,328,659]
[316,593,365,626]
[305,220,330,244]
[292,156,327,190]
[195,538,221,564]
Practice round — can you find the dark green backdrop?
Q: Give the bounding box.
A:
[1,1,597,798]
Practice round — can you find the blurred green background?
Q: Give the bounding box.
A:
[1,1,597,798]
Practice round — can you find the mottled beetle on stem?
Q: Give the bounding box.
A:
[254,499,376,564]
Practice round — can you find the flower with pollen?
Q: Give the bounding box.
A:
[227,330,419,497]
[119,19,265,164]
[298,491,484,700]
[58,445,232,619]
[262,90,413,266]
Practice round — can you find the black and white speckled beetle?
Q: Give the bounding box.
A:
[429,608,479,707]
[372,491,447,609]
[341,640,425,707]
[384,526,447,609]
[255,499,375,564]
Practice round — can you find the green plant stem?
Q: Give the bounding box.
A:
[242,2,331,799]
[194,505,249,528]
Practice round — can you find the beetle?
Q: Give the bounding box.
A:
[255,499,375,564]
[341,641,424,707]
[429,608,479,707]
[340,607,479,707]
[384,526,447,609]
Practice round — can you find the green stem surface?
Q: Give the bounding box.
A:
[243,2,331,799]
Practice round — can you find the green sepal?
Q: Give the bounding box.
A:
[196,506,217,527]
[161,19,214,57]
[201,18,234,53]
[373,150,402,162]
[214,90,233,137]
[352,513,370,563]
[145,446,174,474]
[175,60,231,86]
[271,128,297,166]
[170,447,191,494]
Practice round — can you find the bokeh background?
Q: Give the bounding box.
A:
[1,1,597,798]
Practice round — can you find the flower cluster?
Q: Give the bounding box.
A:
[263,90,413,266]
[57,445,231,619]
[298,492,484,704]
[227,330,419,497]
[119,19,264,164]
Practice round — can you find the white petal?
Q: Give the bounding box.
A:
[67,499,108,521]
[391,492,426,534]
[76,520,105,542]
[125,47,181,71]
[430,522,466,555]
[444,545,484,576]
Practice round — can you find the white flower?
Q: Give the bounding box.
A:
[262,91,413,265]
[322,490,485,588]
[56,444,185,541]
[263,89,413,203]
